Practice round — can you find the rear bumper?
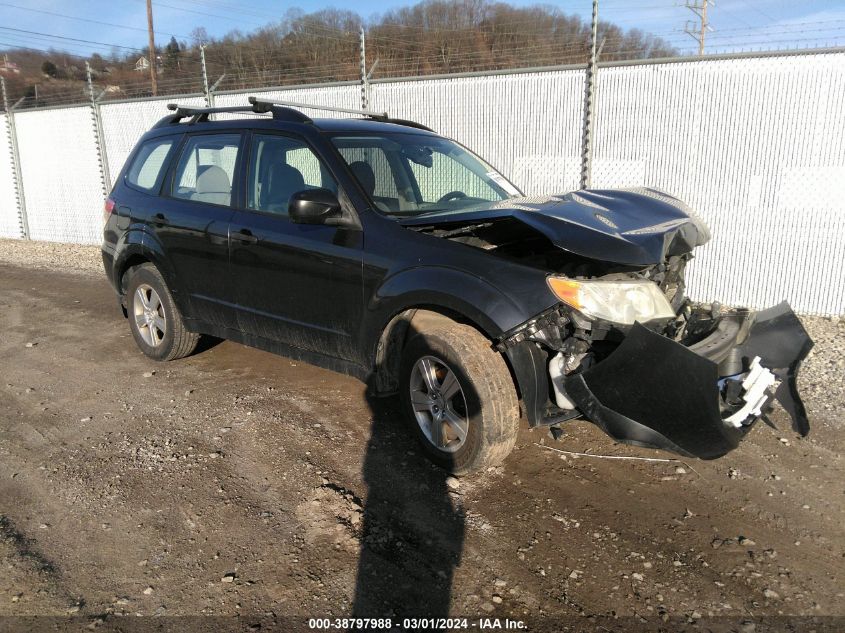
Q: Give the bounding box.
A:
[564,302,813,459]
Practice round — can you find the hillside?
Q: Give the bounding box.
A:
[0,0,676,107]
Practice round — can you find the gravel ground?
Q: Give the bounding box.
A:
[799,317,845,422]
[0,238,103,276]
[0,240,843,633]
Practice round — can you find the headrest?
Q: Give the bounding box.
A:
[268,163,305,190]
[196,165,230,194]
[349,161,376,196]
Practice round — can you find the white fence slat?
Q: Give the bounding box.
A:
[215,85,361,118]
[14,106,103,244]
[100,96,207,188]
[590,54,845,315]
[372,70,586,195]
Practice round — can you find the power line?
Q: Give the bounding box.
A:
[0,3,192,41]
[160,0,286,22]
[133,0,269,29]
[0,26,146,53]
[0,40,97,57]
[733,0,776,23]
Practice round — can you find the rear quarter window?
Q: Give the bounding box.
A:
[125,137,176,193]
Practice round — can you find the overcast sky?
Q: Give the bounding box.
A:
[1,0,844,58]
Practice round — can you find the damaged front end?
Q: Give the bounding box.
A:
[501,301,813,460]
[410,186,813,459]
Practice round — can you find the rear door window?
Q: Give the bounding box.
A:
[171,134,242,207]
[125,137,176,193]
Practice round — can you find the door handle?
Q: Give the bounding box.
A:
[233,228,258,244]
[152,213,170,226]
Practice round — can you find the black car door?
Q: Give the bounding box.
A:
[228,132,364,363]
[154,132,246,330]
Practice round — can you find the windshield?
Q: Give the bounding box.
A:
[329,132,521,217]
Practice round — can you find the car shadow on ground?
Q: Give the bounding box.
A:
[193,335,225,355]
[351,390,467,625]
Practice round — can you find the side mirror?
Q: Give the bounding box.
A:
[289,188,343,225]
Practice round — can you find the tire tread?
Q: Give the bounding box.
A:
[403,319,520,475]
[127,263,200,362]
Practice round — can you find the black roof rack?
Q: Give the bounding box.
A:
[153,102,311,128]
[153,98,433,133]
[248,97,434,132]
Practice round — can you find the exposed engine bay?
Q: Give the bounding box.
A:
[419,216,691,312]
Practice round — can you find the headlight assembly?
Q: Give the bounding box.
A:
[547,276,676,325]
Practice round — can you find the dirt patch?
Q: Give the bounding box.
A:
[0,261,843,631]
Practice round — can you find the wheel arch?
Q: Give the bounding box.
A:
[365,267,534,398]
[114,237,184,317]
[367,304,529,414]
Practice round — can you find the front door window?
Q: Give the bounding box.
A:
[248,135,338,217]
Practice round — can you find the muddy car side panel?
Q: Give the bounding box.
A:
[357,215,559,367]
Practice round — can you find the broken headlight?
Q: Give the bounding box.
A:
[547,277,676,326]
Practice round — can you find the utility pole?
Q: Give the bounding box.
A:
[684,0,711,55]
[146,0,158,96]
[359,26,368,110]
[580,0,599,190]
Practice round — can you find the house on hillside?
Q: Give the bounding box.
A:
[134,56,163,73]
[0,54,20,74]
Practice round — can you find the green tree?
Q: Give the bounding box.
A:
[164,36,182,71]
[89,53,106,72]
[41,60,57,77]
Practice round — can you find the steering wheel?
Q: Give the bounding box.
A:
[437,191,468,204]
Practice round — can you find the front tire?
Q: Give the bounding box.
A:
[125,263,200,361]
[399,319,520,475]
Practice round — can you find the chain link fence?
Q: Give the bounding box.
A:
[1,50,844,315]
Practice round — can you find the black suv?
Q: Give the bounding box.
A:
[102,98,813,474]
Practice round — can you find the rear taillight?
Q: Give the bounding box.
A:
[103,197,116,225]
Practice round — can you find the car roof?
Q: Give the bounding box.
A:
[309,117,437,135]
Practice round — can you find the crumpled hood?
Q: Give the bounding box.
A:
[401,188,711,266]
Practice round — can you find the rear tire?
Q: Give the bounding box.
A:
[399,319,520,475]
[125,263,200,361]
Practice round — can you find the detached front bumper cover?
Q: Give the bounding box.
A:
[565,302,813,459]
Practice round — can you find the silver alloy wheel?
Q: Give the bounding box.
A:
[133,284,166,347]
[409,355,469,453]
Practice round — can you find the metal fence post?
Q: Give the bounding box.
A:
[1,76,29,239]
[201,44,213,107]
[209,73,226,107]
[360,27,369,110]
[87,62,112,198]
[580,0,599,190]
